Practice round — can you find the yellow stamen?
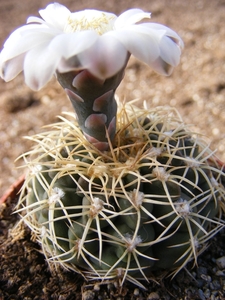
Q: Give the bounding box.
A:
[64,11,116,35]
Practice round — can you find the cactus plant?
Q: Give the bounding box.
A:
[16,102,225,287]
[0,2,225,289]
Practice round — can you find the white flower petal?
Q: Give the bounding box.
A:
[57,56,82,73]
[39,3,70,30]
[1,53,25,81]
[78,35,128,79]
[2,28,56,62]
[150,57,174,76]
[49,31,98,59]
[158,35,182,67]
[108,22,182,75]
[106,27,161,65]
[27,16,46,24]
[26,16,63,34]
[24,44,60,90]
[145,23,184,49]
[2,25,41,50]
[114,9,151,29]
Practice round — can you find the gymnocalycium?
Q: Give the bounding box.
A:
[0,2,224,288]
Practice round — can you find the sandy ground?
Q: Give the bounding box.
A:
[0,0,225,200]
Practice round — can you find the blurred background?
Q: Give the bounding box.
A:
[0,0,225,197]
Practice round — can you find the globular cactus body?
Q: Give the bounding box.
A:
[18,102,225,286]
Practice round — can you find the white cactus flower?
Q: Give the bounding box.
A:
[0,2,183,90]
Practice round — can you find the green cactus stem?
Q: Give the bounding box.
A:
[17,102,225,288]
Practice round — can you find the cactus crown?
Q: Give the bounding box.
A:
[17,102,225,288]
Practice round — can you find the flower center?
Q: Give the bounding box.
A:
[64,10,116,35]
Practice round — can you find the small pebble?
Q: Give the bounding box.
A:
[215,270,225,277]
[82,290,95,300]
[198,289,206,300]
[211,290,219,296]
[197,279,204,288]
[133,288,139,296]
[216,256,225,269]
[147,292,160,300]
[201,274,211,282]
[93,283,100,291]
[197,266,208,277]
[204,289,211,299]
[211,280,221,290]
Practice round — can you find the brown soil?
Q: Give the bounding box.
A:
[0,0,225,299]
